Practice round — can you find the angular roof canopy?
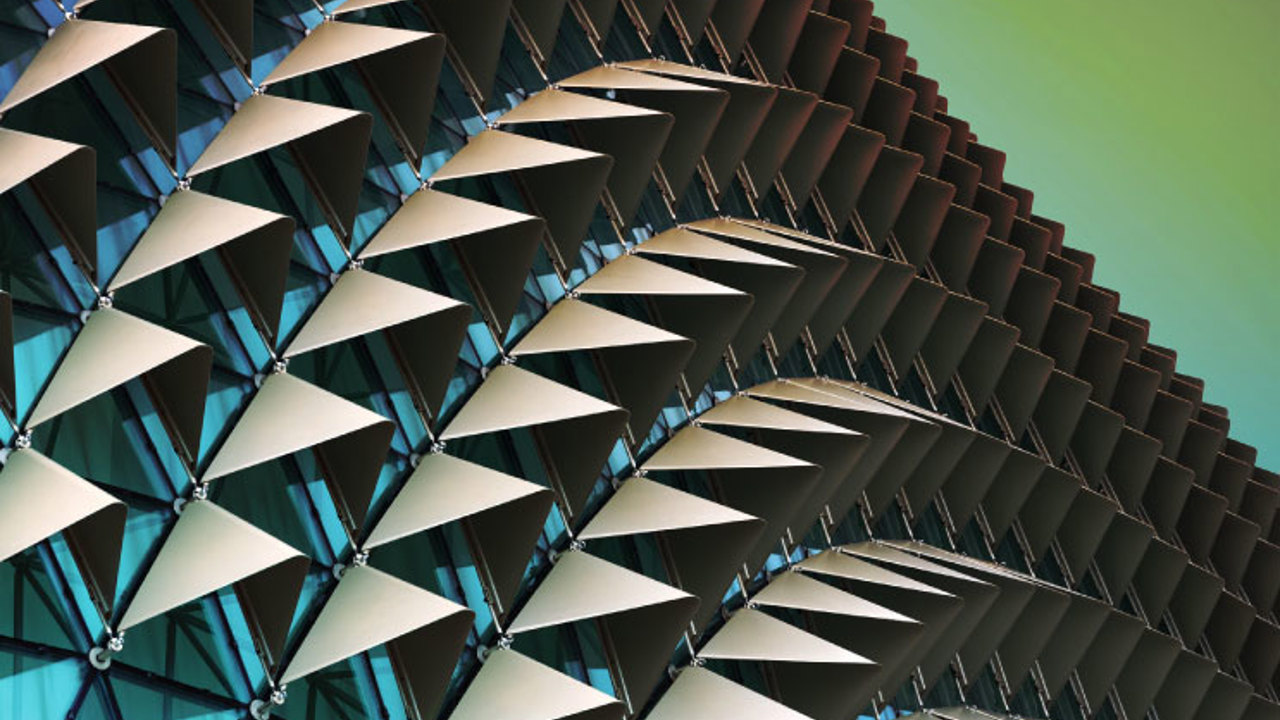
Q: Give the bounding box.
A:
[635,227,803,361]
[189,0,253,76]
[187,94,373,242]
[0,19,176,165]
[0,449,126,615]
[576,253,753,396]
[509,550,699,709]
[751,570,923,707]
[780,100,854,205]
[284,268,471,415]
[263,21,444,164]
[430,129,612,268]
[686,218,848,353]
[28,308,211,463]
[698,393,869,541]
[447,648,623,720]
[579,475,763,627]
[742,87,818,195]
[698,607,877,720]
[281,565,473,720]
[510,0,570,64]
[440,364,627,517]
[359,188,544,333]
[414,0,513,102]
[618,59,778,197]
[648,665,814,720]
[363,452,552,613]
[201,372,395,529]
[512,297,693,434]
[118,500,309,670]
[497,88,672,225]
[0,128,97,275]
[643,425,821,570]
[109,190,293,338]
[559,65,729,201]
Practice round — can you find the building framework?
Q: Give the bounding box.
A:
[0,1,1275,719]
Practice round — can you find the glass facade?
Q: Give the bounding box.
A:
[0,1,1275,720]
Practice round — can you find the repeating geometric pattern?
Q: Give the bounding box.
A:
[0,1,1274,720]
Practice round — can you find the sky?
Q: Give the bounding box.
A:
[874,0,1280,469]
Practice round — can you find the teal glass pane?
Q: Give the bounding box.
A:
[0,549,82,651]
[109,672,241,720]
[118,600,249,701]
[106,506,171,617]
[0,653,89,719]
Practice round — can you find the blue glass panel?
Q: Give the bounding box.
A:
[0,654,89,719]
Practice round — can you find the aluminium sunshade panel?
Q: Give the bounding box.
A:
[778,99,854,208]
[696,606,878,720]
[0,128,97,277]
[708,0,768,68]
[745,378,919,520]
[447,647,624,720]
[116,499,309,672]
[750,569,924,708]
[684,218,849,354]
[510,296,695,437]
[860,77,916,147]
[840,541,1001,686]
[575,253,754,393]
[510,0,569,65]
[0,448,127,618]
[889,541,1037,676]
[646,665,814,720]
[617,59,778,198]
[788,10,853,95]
[279,564,474,720]
[358,188,546,334]
[841,254,917,363]
[817,381,947,520]
[697,393,869,545]
[108,189,294,340]
[414,0,513,103]
[578,474,765,629]
[261,20,445,165]
[281,268,471,418]
[929,203,991,292]
[200,371,396,531]
[816,123,886,231]
[428,129,613,271]
[640,424,823,571]
[494,87,674,226]
[917,291,989,396]
[558,65,730,203]
[878,275,949,375]
[507,549,699,713]
[362,452,554,616]
[745,0,817,85]
[797,548,964,696]
[26,308,213,468]
[439,363,628,519]
[185,93,374,244]
[722,219,885,354]
[893,173,957,264]
[633,226,804,363]
[0,18,177,169]
[901,112,951,176]
[741,86,819,199]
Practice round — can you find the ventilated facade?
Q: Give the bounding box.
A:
[0,1,1275,719]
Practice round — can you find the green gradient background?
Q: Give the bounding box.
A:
[875,0,1280,468]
